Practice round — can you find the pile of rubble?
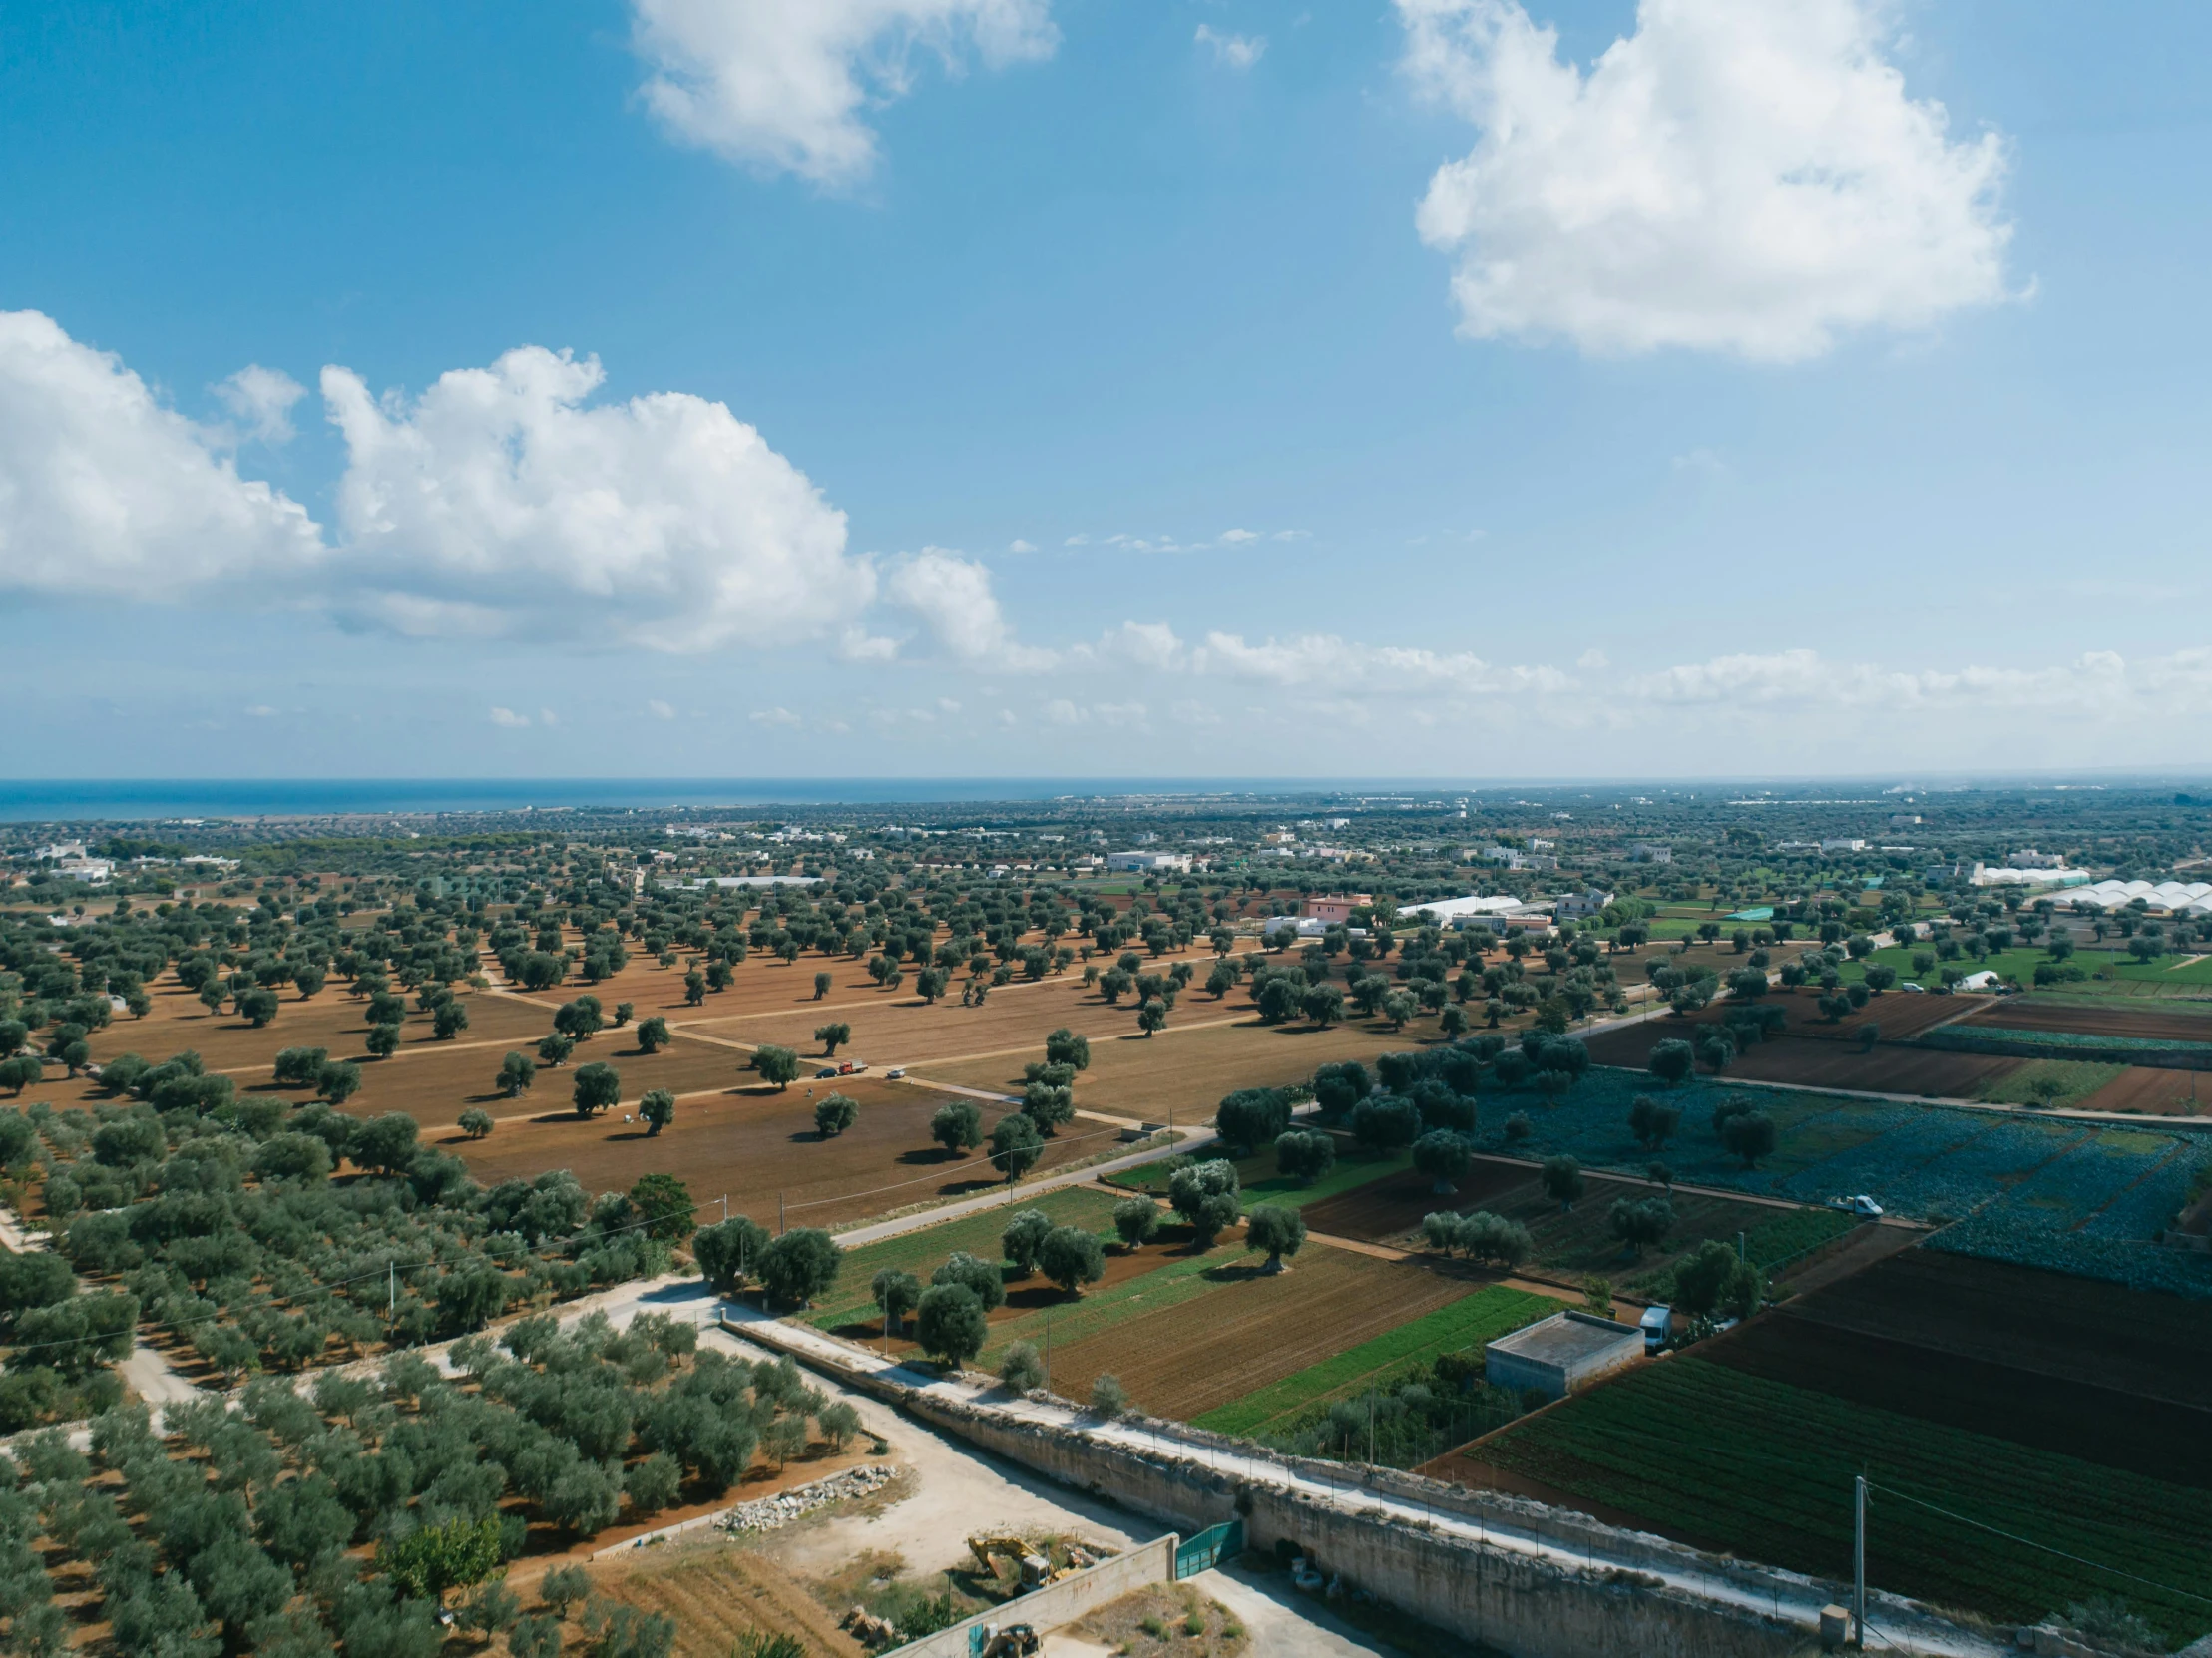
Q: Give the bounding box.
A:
[714,1461,897,1537]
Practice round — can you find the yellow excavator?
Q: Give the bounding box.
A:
[966,1534,1074,1592]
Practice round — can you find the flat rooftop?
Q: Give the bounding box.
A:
[1489,1312,1640,1366]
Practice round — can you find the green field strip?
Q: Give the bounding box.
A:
[1479,1358,2212,1645]
[1192,1284,1556,1439]
[809,1186,1122,1330]
[976,1242,1261,1366]
[1106,1144,1413,1213]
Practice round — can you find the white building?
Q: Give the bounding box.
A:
[34,842,87,862]
[57,858,114,883]
[1106,850,1191,874]
[1626,843,1672,864]
[1553,889,1615,920]
[1821,838,1868,853]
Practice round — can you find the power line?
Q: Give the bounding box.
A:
[1866,1481,2212,1608]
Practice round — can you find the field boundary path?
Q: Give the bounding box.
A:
[718,1306,2006,1658]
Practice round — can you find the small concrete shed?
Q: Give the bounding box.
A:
[1484,1311,1644,1402]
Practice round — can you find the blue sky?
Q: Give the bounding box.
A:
[2,0,2208,780]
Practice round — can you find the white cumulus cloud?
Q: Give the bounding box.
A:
[323,345,868,651]
[215,365,308,445]
[489,707,531,728]
[1399,0,2013,360]
[883,548,1057,670]
[647,698,676,719]
[0,310,322,599]
[631,0,1057,185]
[1195,25,1266,69]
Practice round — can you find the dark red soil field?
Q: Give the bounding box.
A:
[2079,1067,2212,1116]
[1774,1247,2212,1411]
[1962,999,2212,1043]
[1301,1160,1536,1243]
[1716,1036,2017,1097]
[1584,1025,2017,1098]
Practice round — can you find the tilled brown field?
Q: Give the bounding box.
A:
[920,1016,1430,1126]
[1707,1313,2212,1489]
[445,1074,1107,1226]
[2079,1066,2212,1115]
[1584,991,1970,1064]
[1040,1248,1467,1421]
[679,976,1162,1070]
[1961,997,2212,1043]
[1780,1247,2212,1408]
[595,1544,860,1658]
[1301,1161,1536,1243]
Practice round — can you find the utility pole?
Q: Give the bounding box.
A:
[1045,1308,1052,1393]
[720,1193,727,1224]
[1852,1476,1867,1648]
[387,1261,395,1335]
[778,1191,785,1236]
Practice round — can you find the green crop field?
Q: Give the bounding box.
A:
[976,1240,1262,1368]
[807,1185,1122,1330]
[1193,1284,1556,1438]
[1973,1058,2128,1110]
[1475,1358,2212,1645]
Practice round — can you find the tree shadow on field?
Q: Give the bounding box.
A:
[897,1147,961,1165]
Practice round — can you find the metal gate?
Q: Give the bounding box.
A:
[1174,1520,1243,1579]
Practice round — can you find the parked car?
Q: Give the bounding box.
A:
[885,1067,906,1080]
[815,1067,839,1080]
[1899,982,1925,993]
[1827,1194,1884,1217]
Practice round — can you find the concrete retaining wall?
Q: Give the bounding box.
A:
[888,1534,1178,1658]
[721,1320,1866,1658]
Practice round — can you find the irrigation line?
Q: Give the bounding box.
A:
[1866,1481,2212,1607]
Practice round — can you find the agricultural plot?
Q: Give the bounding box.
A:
[1962,997,2212,1044]
[2080,1066,2212,1115]
[679,974,1163,1071]
[917,1015,1430,1127]
[1040,1248,1472,1423]
[805,1185,1125,1332]
[1472,1066,2212,1294]
[451,1075,1112,1234]
[1193,1284,1557,1438]
[1465,1356,2212,1647]
[1107,1137,1413,1214]
[1300,1159,1850,1292]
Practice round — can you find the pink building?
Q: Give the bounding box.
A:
[1303,894,1371,926]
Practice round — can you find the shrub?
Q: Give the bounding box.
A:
[999,1341,1047,1393]
[1090,1374,1129,1418]
[458,1108,495,1140]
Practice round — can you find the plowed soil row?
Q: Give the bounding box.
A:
[1962,998,2212,1043]
[2080,1066,2212,1115]
[1042,1249,1467,1422]
[1707,1314,2212,1489]
[596,1544,859,1658]
[1772,1247,2212,1410]
[444,1076,1106,1229]
[1582,1025,2018,1098]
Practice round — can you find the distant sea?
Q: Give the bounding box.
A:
[0,778,1393,823]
